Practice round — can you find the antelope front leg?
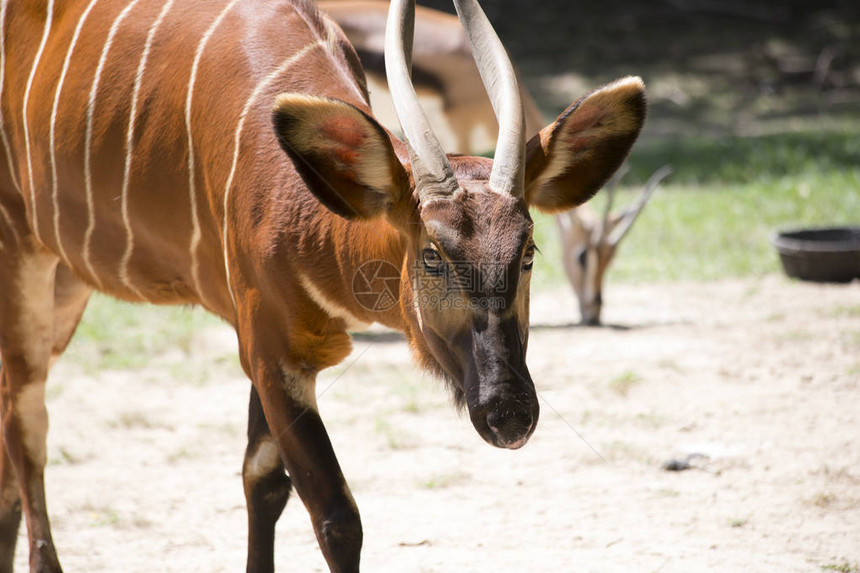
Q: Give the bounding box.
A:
[252,365,361,573]
[243,386,292,573]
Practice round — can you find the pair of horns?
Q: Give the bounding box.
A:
[384,0,525,202]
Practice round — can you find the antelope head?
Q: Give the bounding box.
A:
[558,166,671,326]
[272,0,646,449]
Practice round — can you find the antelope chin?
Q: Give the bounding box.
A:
[498,436,529,450]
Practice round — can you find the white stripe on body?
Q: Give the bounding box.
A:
[184,0,242,309]
[49,0,102,265]
[299,273,371,332]
[309,11,365,102]
[22,0,56,243]
[83,0,144,287]
[0,1,17,249]
[221,41,323,309]
[118,0,175,300]
[0,0,21,207]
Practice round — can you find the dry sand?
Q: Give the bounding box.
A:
[13,277,860,572]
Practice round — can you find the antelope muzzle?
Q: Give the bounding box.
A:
[463,312,539,449]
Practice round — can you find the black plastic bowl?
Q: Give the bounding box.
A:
[773,226,860,283]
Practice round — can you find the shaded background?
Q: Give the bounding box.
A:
[419,0,860,138]
[408,1,860,283]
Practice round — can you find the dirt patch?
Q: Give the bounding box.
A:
[15,277,860,572]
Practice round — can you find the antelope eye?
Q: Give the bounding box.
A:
[422,247,444,274]
[522,244,536,272]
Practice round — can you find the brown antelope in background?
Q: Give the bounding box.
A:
[0,0,645,571]
[557,165,670,325]
[556,167,672,326]
[318,0,546,153]
[321,0,668,326]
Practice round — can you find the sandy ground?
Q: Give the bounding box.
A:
[12,276,860,572]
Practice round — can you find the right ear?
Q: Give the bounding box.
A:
[273,94,408,220]
[524,76,646,213]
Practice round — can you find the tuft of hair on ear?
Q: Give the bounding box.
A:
[272,93,406,220]
[524,76,647,213]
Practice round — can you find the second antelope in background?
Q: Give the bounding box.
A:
[321,0,667,326]
[318,0,547,153]
[558,166,671,325]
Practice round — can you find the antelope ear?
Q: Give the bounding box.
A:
[273,94,407,220]
[524,77,646,213]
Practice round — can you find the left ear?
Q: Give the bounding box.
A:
[524,76,646,213]
[273,94,407,220]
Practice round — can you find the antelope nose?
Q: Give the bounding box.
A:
[486,408,534,450]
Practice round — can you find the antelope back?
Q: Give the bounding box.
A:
[1,0,370,315]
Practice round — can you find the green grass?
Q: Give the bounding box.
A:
[821,562,859,573]
[728,516,750,528]
[374,418,419,450]
[629,130,860,186]
[67,295,223,372]
[609,370,643,397]
[821,305,860,319]
[531,127,860,288]
[420,471,470,490]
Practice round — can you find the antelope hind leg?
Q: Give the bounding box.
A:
[0,392,22,573]
[0,250,91,572]
[0,245,62,573]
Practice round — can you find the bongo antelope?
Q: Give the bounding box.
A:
[0,0,645,571]
[322,0,667,326]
